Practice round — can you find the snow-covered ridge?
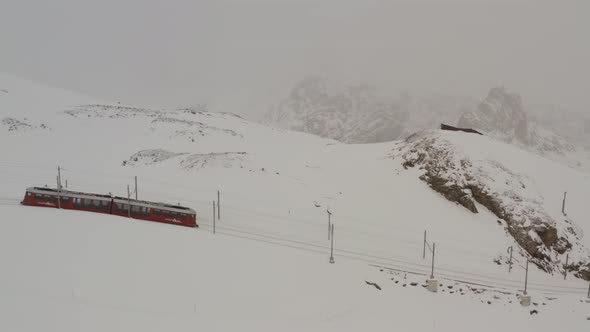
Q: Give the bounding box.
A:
[397,130,590,279]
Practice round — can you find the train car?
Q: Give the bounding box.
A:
[21,187,198,228]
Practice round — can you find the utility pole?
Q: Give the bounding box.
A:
[127,185,131,218]
[327,208,332,240]
[562,191,567,215]
[65,179,68,189]
[134,176,138,200]
[564,254,569,280]
[213,200,216,234]
[430,242,436,279]
[217,190,220,220]
[507,246,513,273]
[57,166,62,209]
[56,176,61,209]
[329,224,335,264]
[423,231,427,259]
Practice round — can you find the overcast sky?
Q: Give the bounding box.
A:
[1,0,588,118]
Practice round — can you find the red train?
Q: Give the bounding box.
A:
[21,187,198,228]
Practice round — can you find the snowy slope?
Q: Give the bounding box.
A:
[2,74,590,331]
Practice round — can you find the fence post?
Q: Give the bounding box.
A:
[213,201,216,234]
[562,191,567,215]
[217,190,220,220]
[135,176,138,200]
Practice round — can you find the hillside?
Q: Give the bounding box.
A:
[2,74,590,331]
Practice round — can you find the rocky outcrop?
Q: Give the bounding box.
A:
[458,87,528,143]
[122,149,186,166]
[399,131,589,278]
[2,117,51,132]
[458,87,576,156]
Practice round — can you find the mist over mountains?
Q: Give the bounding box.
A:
[264,77,589,171]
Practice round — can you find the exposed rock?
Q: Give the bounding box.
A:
[123,149,186,166]
[398,130,589,277]
[365,281,382,290]
[457,87,578,160]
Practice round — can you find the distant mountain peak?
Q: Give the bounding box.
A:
[458,86,528,144]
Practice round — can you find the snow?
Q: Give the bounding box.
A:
[1,74,590,331]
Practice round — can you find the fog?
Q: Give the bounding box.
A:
[1,0,588,117]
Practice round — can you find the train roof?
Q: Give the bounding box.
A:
[27,187,196,214]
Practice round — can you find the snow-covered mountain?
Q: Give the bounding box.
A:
[264,76,474,143]
[2,74,590,331]
[265,78,589,173]
[529,104,590,151]
[458,87,589,172]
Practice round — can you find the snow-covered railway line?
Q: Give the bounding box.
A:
[196,221,588,297]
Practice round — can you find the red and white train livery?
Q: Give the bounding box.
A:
[21,187,197,228]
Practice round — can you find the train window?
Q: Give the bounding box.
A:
[35,194,42,199]
[84,199,91,206]
[74,198,83,207]
[181,213,186,217]
[131,205,140,212]
[62,197,70,201]
[101,201,110,209]
[171,211,178,216]
[92,200,100,208]
[27,193,31,196]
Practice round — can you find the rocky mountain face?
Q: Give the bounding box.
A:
[398,130,590,280]
[457,87,576,156]
[264,77,473,144]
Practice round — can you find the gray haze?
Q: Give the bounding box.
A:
[1,0,589,118]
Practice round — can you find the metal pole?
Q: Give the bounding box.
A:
[217,190,220,220]
[65,179,68,189]
[327,209,331,240]
[564,254,569,280]
[127,185,131,218]
[213,201,216,234]
[329,224,335,264]
[587,282,589,299]
[508,246,513,273]
[56,175,61,209]
[57,166,62,209]
[524,260,529,295]
[423,230,427,259]
[135,176,138,200]
[562,191,567,215]
[430,242,436,279]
